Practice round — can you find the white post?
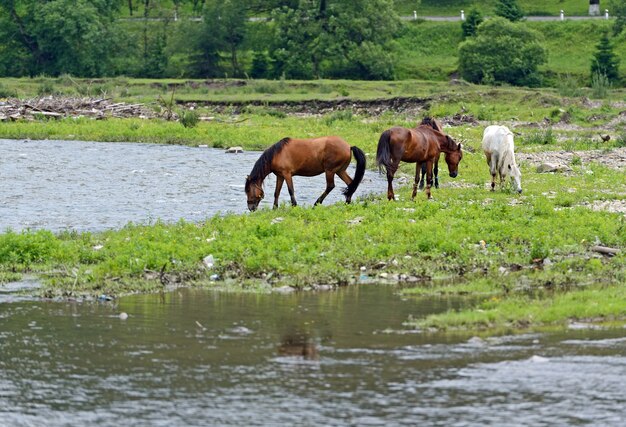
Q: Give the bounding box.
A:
[560,10,564,21]
[413,10,417,20]
[461,10,465,21]
[605,9,609,19]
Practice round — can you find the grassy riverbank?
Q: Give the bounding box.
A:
[1,80,626,333]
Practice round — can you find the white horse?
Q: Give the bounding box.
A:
[482,125,522,193]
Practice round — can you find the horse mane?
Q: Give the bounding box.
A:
[246,137,290,191]
[419,117,443,133]
[438,134,461,153]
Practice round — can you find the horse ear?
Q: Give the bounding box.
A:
[457,143,462,151]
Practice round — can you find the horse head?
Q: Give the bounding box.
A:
[245,175,265,211]
[507,163,522,193]
[443,135,463,178]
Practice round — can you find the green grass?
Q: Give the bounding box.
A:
[396,0,592,16]
[408,286,626,331]
[120,1,597,19]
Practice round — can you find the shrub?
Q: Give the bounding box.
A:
[461,8,483,39]
[0,230,60,265]
[458,17,546,86]
[180,110,200,128]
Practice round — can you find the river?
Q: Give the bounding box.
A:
[0,138,387,232]
[1,286,625,426]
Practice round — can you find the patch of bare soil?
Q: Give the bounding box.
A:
[182,96,432,116]
[517,147,626,171]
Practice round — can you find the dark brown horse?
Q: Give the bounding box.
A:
[245,136,366,211]
[376,120,462,200]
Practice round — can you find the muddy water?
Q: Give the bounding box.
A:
[1,285,625,426]
[0,139,387,232]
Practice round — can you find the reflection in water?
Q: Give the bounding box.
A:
[0,139,387,232]
[1,285,625,426]
[278,330,319,360]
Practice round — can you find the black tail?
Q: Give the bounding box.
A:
[343,146,366,198]
[376,130,392,174]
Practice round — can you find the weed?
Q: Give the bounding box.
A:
[523,127,556,145]
[180,109,200,128]
[37,81,56,96]
[591,71,611,99]
[323,109,354,125]
[0,82,17,98]
[557,74,583,97]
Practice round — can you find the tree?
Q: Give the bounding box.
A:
[494,0,524,22]
[591,32,620,83]
[458,17,546,86]
[175,0,247,78]
[269,0,400,80]
[461,8,483,39]
[610,0,626,35]
[0,0,122,77]
[189,0,247,77]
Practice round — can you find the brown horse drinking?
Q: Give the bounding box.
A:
[376,122,462,200]
[245,136,366,211]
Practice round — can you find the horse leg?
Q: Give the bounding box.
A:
[273,175,284,209]
[433,157,440,189]
[336,170,353,203]
[418,163,426,190]
[386,162,399,201]
[489,154,498,191]
[284,174,297,206]
[315,171,335,205]
[412,162,422,200]
[425,160,434,199]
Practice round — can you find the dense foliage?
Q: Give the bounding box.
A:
[494,0,525,22]
[461,8,483,39]
[458,17,546,86]
[0,1,623,84]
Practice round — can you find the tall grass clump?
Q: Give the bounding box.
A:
[0,82,17,98]
[591,71,611,98]
[557,74,583,97]
[323,109,354,125]
[180,109,200,128]
[523,126,556,145]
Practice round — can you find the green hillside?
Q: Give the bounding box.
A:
[395,18,625,83]
[395,0,593,16]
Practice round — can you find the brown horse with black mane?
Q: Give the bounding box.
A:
[245,136,366,211]
[376,118,462,200]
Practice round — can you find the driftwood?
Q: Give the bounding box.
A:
[590,245,620,256]
[0,97,160,121]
